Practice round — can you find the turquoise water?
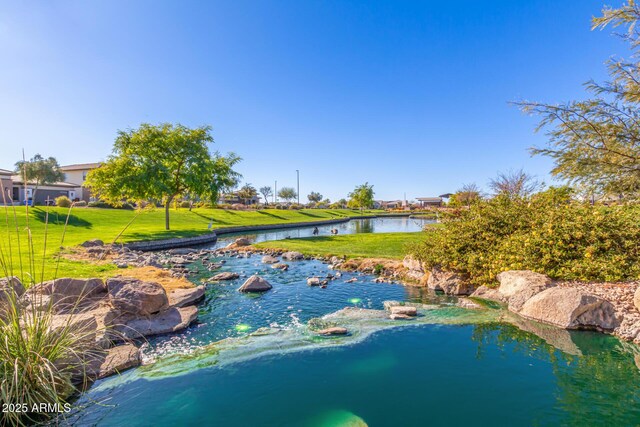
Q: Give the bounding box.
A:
[63,219,640,425]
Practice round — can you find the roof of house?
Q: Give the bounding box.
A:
[11,176,80,188]
[0,168,13,176]
[416,197,443,202]
[59,162,101,171]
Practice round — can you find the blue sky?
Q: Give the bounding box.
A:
[0,0,626,201]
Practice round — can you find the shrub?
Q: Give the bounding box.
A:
[288,203,302,210]
[55,196,72,208]
[74,200,87,207]
[88,201,112,208]
[179,200,191,208]
[411,187,640,286]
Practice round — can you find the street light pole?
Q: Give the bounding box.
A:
[296,170,300,204]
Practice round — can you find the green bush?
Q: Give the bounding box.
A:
[411,187,640,286]
[55,196,72,208]
[288,203,302,210]
[87,201,134,209]
[179,200,191,208]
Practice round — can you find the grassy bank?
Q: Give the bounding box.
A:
[1,207,381,283]
[255,232,424,260]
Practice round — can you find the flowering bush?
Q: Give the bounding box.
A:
[411,187,640,287]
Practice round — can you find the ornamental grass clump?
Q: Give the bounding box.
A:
[0,190,106,426]
[412,187,640,287]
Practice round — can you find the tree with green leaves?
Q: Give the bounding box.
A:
[307,191,323,203]
[238,183,258,205]
[86,123,241,230]
[15,154,64,205]
[348,182,374,212]
[277,187,297,203]
[259,186,273,205]
[517,1,640,198]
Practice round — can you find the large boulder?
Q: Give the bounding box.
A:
[427,267,474,295]
[107,277,169,316]
[168,286,205,308]
[317,327,348,336]
[519,287,619,330]
[496,270,554,312]
[238,275,272,293]
[120,306,198,339]
[87,344,142,380]
[282,251,304,261]
[402,255,425,281]
[50,278,106,305]
[226,237,251,249]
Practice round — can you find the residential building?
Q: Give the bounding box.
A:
[416,197,443,208]
[0,168,13,204]
[219,192,260,205]
[60,163,101,202]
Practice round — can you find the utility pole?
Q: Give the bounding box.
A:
[275,180,278,203]
[296,170,300,204]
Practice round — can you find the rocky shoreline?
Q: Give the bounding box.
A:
[3,236,639,389]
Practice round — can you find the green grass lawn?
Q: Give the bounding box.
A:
[0,206,382,283]
[255,232,425,260]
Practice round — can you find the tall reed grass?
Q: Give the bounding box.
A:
[0,172,105,426]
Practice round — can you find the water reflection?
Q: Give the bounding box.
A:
[212,216,432,248]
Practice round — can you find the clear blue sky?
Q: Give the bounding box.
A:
[0,0,626,201]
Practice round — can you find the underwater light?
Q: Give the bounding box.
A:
[235,324,251,332]
[348,298,361,304]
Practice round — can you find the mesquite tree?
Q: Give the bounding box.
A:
[517,1,640,198]
[86,123,240,230]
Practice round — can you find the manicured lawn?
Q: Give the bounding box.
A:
[0,206,381,283]
[255,232,425,260]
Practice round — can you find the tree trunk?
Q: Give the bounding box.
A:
[165,195,175,230]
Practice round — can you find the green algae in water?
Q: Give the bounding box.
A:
[234,323,252,332]
[348,298,362,304]
[304,410,368,427]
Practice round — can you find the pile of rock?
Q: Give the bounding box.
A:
[383,301,419,320]
[1,275,204,383]
[472,270,620,332]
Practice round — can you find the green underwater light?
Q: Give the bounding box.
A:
[348,298,361,304]
[235,324,251,332]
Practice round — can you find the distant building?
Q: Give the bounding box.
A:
[0,162,101,205]
[60,163,101,202]
[416,197,443,208]
[0,169,13,204]
[219,192,260,205]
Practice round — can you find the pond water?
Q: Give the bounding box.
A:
[212,216,432,248]
[64,217,640,426]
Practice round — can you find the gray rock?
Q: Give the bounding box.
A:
[168,248,197,255]
[88,344,141,380]
[497,270,554,312]
[390,306,417,316]
[390,313,415,320]
[51,278,106,304]
[122,306,198,339]
[81,239,104,248]
[107,277,169,316]
[230,238,251,247]
[282,251,304,261]
[307,277,321,286]
[316,327,348,335]
[169,286,205,308]
[272,263,289,270]
[238,275,272,293]
[261,255,279,264]
[209,272,240,281]
[519,287,619,330]
[427,266,474,295]
[457,298,482,309]
[0,277,25,317]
